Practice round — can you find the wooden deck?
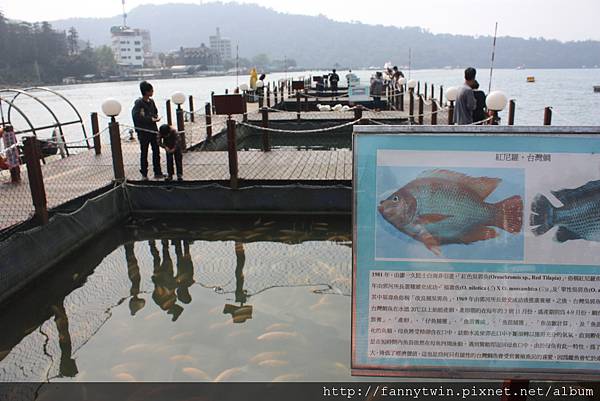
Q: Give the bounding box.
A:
[0,91,444,232]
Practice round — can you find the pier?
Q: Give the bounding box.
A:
[0,77,534,237]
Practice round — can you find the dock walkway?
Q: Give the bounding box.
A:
[0,93,445,232]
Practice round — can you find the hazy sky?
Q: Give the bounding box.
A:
[2,0,600,42]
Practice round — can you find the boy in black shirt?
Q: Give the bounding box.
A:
[132,81,164,180]
[158,124,183,181]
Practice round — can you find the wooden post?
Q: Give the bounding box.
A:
[491,111,500,125]
[243,113,248,122]
[23,137,48,225]
[266,86,271,108]
[448,101,455,125]
[508,100,516,126]
[431,84,434,100]
[108,117,125,181]
[227,118,238,189]
[261,107,270,152]
[418,95,424,125]
[166,100,173,126]
[409,90,415,123]
[204,102,212,140]
[417,81,420,95]
[439,86,444,105]
[274,86,278,105]
[296,92,301,120]
[176,105,187,150]
[424,82,428,100]
[188,95,195,123]
[354,105,363,124]
[399,91,404,112]
[211,92,216,114]
[544,107,552,125]
[91,112,101,155]
[431,101,438,125]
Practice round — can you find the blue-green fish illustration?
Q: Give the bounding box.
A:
[531,180,600,243]
[378,170,523,255]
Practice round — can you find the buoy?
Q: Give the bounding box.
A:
[527,76,535,83]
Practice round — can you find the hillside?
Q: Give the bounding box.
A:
[50,2,600,69]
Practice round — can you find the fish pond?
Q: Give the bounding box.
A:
[0,214,354,382]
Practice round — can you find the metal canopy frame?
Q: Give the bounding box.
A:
[0,87,90,154]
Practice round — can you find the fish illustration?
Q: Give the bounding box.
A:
[531,180,600,243]
[378,169,523,255]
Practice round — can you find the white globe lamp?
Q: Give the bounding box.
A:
[486,90,508,111]
[101,98,122,118]
[171,91,186,106]
[407,79,417,90]
[445,86,459,102]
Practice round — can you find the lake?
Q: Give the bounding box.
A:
[1,68,598,145]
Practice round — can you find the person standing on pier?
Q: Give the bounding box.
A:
[132,81,164,180]
[454,67,477,125]
[329,69,340,94]
[370,72,385,111]
[158,124,183,181]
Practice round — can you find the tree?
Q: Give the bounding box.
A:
[252,53,270,69]
[67,27,79,55]
[94,46,117,75]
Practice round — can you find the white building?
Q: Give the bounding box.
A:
[209,27,232,61]
[110,26,153,67]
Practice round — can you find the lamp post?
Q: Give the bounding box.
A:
[445,86,458,125]
[398,77,407,111]
[171,91,187,150]
[102,98,125,181]
[407,79,417,122]
[486,91,508,125]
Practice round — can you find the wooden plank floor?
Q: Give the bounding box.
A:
[0,95,444,232]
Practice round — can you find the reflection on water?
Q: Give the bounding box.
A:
[0,215,353,382]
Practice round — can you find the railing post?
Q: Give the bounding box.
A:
[266,86,271,108]
[211,92,216,114]
[418,95,424,125]
[296,92,301,120]
[166,100,173,126]
[508,100,516,126]
[227,118,238,189]
[354,105,364,125]
[431,101,438,125]
[188,95,195,123]
[448,100,455,125]
[261,107,271,152]
[424,82,428,100]
[108,117,125,181]
[176,105,187,150]
[274,86,278,105]
[490,111,500,125]
[23,137,48,225]
[409,90,415,123]
[544,107,552,126]
[417,81,420,95]
[204,102,212,140]
[431,84,434,101]
[399,90,404,112]
[91,112,101,155]
[439,86,444,105]
[258,88,264,108]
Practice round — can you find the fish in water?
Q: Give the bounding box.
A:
[531,180,600,243]
[378,169,523,255]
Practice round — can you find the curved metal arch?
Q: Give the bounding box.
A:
[0,95,38,138]
[25,87,88,142]
[1,89,69,155]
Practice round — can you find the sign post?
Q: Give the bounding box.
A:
[352,125,600,383]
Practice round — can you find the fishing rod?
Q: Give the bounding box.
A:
[236,44,239,88]
[488,22,498,93]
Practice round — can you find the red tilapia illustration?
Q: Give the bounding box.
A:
[378,170,523,255]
